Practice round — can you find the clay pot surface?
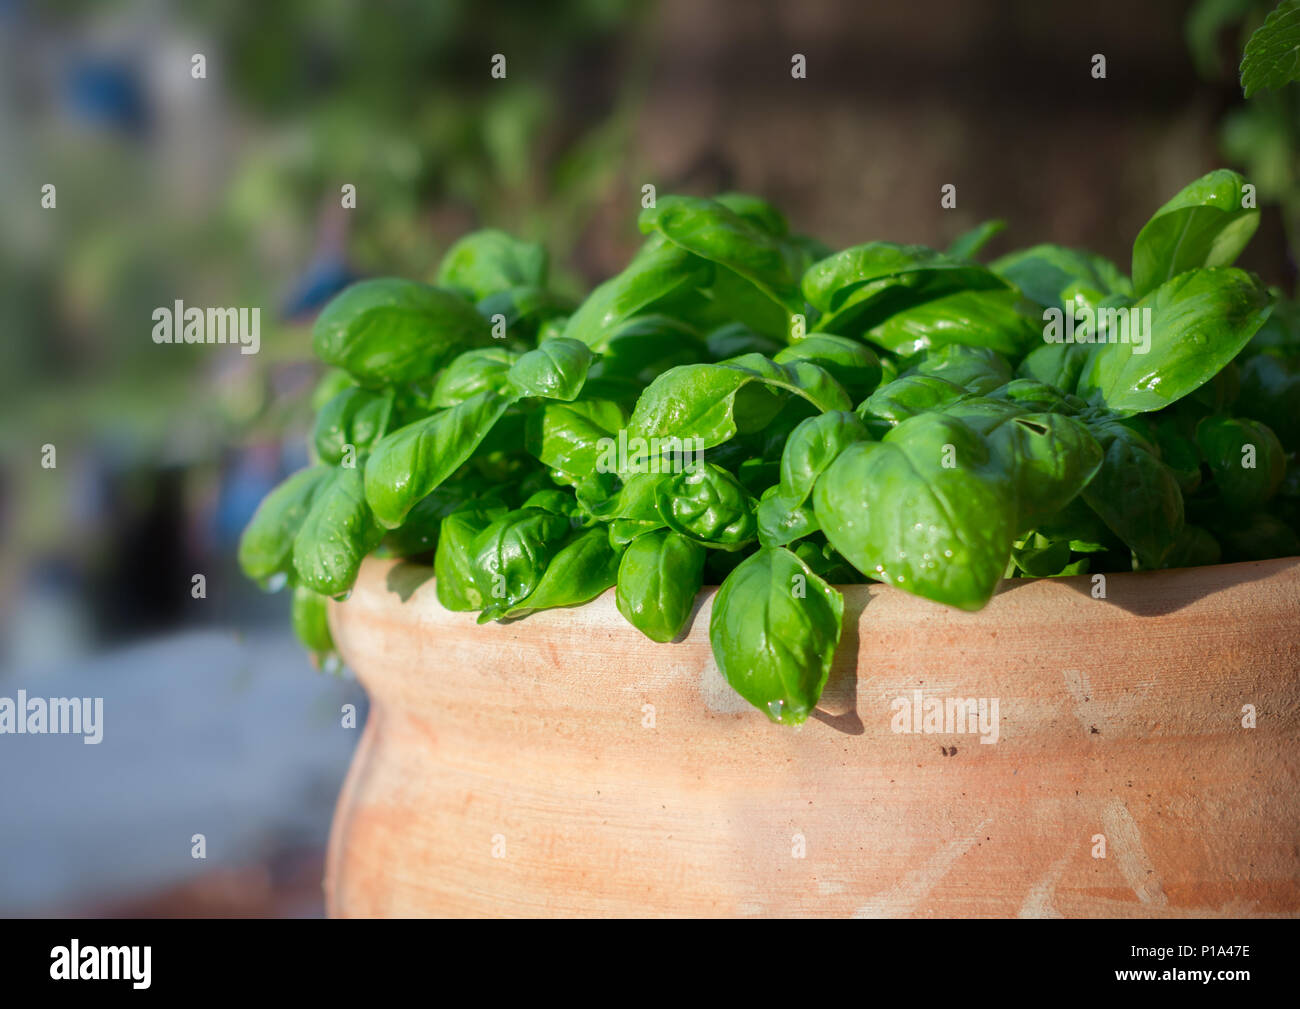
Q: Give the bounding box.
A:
[325,555,1300,918]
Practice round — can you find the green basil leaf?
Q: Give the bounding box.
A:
[525,399,625,481]
[615,530,706,643]
[985,412,1104,530]
[773,334,883,400]
[508,337,593,401]
[756,488,821,547]
[313,278,491,385]
[238,465,334,586]
[803,242,1007,334]
[1131,170,1260,297]
[292,467,383,597]
[777,410,872,508]
[639,194,804,317]
[435,505,504,611]
[1077,268,1272,414]
[947,219,1007,260]
[813,413,1018,609]
[867,287,1040,357]
[498,527,622,619]
[1239,352,1300,449]
[431,347,520,408]
[313,386,395,465]
[856,375,968,436]
[1196,415,1286,508]
[471,507,574,621]
[1080,421,1184,567]
[1015,340,1094,392]
[435,229,548,300]
[291,585,335,659]
[1241,1,1300,97]
[991,244,1132,311]
[561,234,712,350]
[708,546,844,725]
[364,390,513,528]
[655,463,758,549]
[905,344,1013,395]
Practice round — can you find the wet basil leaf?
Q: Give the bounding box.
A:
[313,278,491,385]
[709,546,844,724]
[615,529,706,642]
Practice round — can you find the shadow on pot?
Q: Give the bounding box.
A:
[991,556,1298,617]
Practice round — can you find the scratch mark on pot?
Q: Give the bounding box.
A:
[1018,853,1072,918]
[851,818,991,918]
[1101,798,1168,906]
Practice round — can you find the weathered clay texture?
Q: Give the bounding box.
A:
[325,556,1300,918]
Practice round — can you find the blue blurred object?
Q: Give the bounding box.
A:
[62,55,150,136]
[280,257,360,321]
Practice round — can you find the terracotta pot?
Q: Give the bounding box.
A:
[324,555,1300,918]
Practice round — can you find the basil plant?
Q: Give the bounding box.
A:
[241,174,1297,724]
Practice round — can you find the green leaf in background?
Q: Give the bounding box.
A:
[709,546,844,725]
[1195,414,1286,507]
[1015,340,1095,393]
[803,242,1007,334]
[1241,0,1300,97]
[991,244,1132,310]
[947,219,1008,261]
[435,229,549,300]
[1078,267,1272,414]
[238,465,334,586]
[1081,421,1185,568]
[1131,170,1260,296]
[364,390,514,528]
[639,195,804,319]
[1238,352,1300,448]
[313,278,492,385]
[561,234,712,350]
[867,287,1041,357]
[614,529,706,642]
